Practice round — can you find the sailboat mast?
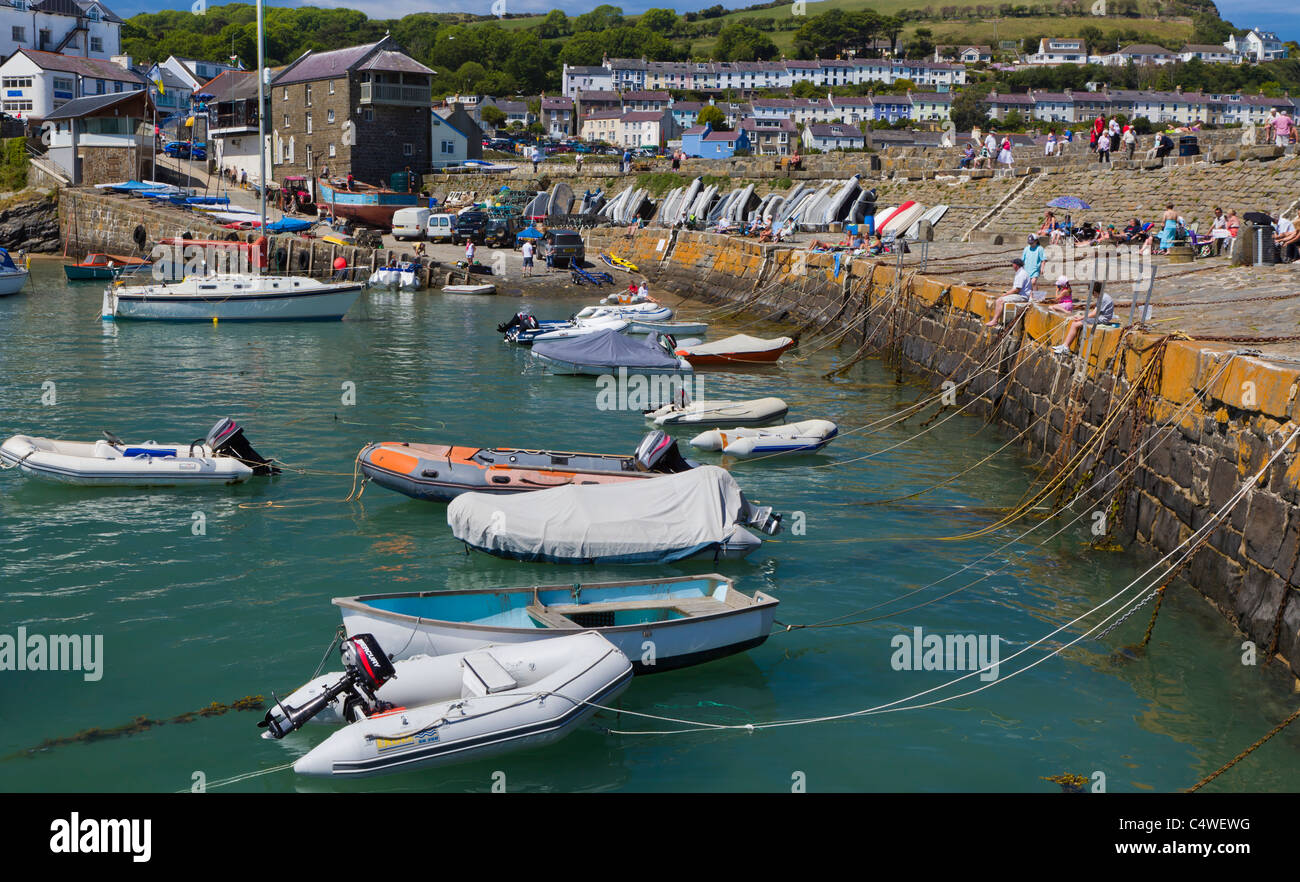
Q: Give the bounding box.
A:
[256,0,266,239]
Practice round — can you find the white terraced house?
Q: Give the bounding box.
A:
[1224,28,1288,62]
[1100,44,1178,66]
[1026,38,1087,66]
[1178,44,1240,64]
[0,46,141,120]
[801,123,865,152]
[561,64,614,97]
[0,0,122,61]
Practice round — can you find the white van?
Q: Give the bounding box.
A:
[425,213,456,241]
[392,207,431,241]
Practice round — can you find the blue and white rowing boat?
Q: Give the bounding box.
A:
[333,574,778,672]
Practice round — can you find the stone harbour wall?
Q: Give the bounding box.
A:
[620,228,1300,681]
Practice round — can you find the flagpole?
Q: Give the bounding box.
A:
[257,0,266,239]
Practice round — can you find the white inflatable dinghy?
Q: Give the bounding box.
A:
[442,283,496,295]
[261,631,632,778]
[646,396,789,428]
[0,418,277,486]
[690,419,839,457]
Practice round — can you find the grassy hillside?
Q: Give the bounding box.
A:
[476,0,1200,60]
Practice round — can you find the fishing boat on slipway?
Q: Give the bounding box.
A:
[318,176,421,229]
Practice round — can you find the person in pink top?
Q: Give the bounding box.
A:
[1272,111,1294,147]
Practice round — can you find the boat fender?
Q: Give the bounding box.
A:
[132,224,147,250]
[252,237,269,270]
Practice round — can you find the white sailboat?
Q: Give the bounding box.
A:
[102,0,361,323]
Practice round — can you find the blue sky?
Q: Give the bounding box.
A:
[113,0,1298,42]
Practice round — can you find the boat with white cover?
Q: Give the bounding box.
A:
[448,464,781,564]
[677,333,796,365]
[0,418,277,486]
[334,573,778,672]
[690,419,839,457]
[532,328,692,376]
[646,396,788,428]
[260,631,632,778]
[103,274,363,321]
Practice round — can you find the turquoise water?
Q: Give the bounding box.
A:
[1,262,1297,793]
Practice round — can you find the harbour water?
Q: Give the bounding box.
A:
[2,262,1297,793]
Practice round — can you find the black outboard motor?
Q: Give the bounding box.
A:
[633,430,696,473]
[199,418,278,475]
[259,633,396,739]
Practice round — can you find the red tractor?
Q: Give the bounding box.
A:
[277,176,316,214]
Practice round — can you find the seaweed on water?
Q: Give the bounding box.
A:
[6,696,266,760]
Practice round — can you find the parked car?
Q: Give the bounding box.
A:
[164,140,206,160]
[485,216,529,249]
[425,213,456,241]
[451,210,489,245]
[543,229,584,268]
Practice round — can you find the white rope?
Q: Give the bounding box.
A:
[590,425,1299,737]
[176,760,297,792]
[802,350,1239,626]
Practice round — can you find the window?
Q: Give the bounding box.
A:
[305,84,311,105]
[2,77,32,89]
[328,80,335,95]
[11,27,24,42]
[403,143,413,156]
[305,145,312,169]
[305,112,312,134]
[91,37,103,53]
[95,79,105,95]
[283,87,288,100]
[328,142,335,157]
[283,113,288,128]
[326,109,334,124]
[88,6,100,20]
[441,140,454,153]
[2,100,32,112]
[38,29,50,47]
[364,108,373,122]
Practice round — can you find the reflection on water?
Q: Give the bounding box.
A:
[0,264,1296,793]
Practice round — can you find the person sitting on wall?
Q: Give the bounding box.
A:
[1047,276,1074,314]
[984,257,1035,327]
[788,150,802,171]
[959,144,975,168]
[1053,284,1116,354]
[1154,133,1174,159]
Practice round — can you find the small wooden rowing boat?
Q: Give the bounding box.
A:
[63,253,152,281]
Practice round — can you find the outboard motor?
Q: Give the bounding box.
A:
[633,430,695,473]
[259,633,396,739]
[200,418,278,475]
[497,312,530,334]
